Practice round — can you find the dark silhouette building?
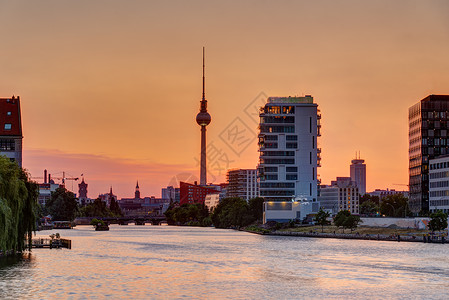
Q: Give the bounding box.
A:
[409,95,449,213]
[135,181,141,199]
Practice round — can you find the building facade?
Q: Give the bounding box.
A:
[0,96,22,167]
[319,177,359,216]
[161,186,180,203]
[429,155,449,213]
[350,157,366,195]
[409,95,449,213]
[226,169,259,201]
[258,96,321,202]
[179,181,221,206]
[367,189,409,200]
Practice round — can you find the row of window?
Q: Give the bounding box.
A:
[430,190,449,197]
[260,151,295,157]
[260,125,295,133]
[429,171,449,179]
[260,182,295,188]
[430,162,449,170]
[260,190,295,196]
[430,180,449,188]
[263,106,295,115]
[260,158,295,164]
[429,199,449,207]
[0,139,15,151]
[261,116,295,124]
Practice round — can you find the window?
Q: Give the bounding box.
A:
[286,174,297,180]
[286,167,298,172]
[286,135,297,141]
[4,124,11,130]
[7,112,11,116]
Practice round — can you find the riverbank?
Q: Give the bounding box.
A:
[244,225,447,244]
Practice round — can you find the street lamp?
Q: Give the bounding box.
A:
[385,202,396,217]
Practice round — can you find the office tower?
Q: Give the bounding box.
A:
[196,47,211,185]
[0,96,22,167]
[350,154,366,195]
[226,169,259,201]
[258,95,321,202]
[409,95,449,213]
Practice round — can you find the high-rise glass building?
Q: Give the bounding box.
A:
[258,96,321,203]
[409,95,449,213]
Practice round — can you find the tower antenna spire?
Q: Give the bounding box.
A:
[202,46,205,101]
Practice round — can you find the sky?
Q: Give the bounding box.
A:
[1,0,449,198]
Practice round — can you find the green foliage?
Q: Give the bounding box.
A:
[90,218,105,227]
[315,208,331,232]
[380,194,409,217]
[211,197,254,229]
[428,210,448,232]
[360,194,379,205]
[0,156,38,253]
[333,210,361,232]
[164,203,210,226]
[248,197,264,222]
[360,200,379,216]
[109,197,123,217]
[78,198,122,218]
[45,187,78,221]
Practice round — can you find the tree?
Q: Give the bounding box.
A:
[0,156,38,253]
[360,194,379,205]
[109,197,123,217]
[211,197,254,229]
[380,194,409,217]
[248,197,264,222]
[315,208,331,232]
[428,210,448,233]
[344,214,362,232]
[360,200,379,216]
[45,187,78,221]
[334,210,351,233]
[163,203,210,226]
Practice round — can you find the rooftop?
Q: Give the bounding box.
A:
[268,95,313,104]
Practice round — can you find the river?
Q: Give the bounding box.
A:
[1,225,449,299]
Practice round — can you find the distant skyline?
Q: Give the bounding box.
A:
[1,1,449,198]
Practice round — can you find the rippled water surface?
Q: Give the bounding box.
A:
[1,225,449,299]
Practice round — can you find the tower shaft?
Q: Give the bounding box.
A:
[200,126,207,185]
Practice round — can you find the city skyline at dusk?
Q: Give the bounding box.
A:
[1,1,449,197]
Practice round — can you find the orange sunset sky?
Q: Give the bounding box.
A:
[1,1,449,198]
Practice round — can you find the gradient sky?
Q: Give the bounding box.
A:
[1,0,449,198]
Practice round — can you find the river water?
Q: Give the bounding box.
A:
[1,225,449,299]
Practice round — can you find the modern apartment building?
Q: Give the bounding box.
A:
[258,96,320,202]
[0,96,22,167]
[226,169,259,201]
[409,95,449,213]
[429,155,449,213]
[258,95,321,222]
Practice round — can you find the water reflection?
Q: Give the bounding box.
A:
[0,225,448,299]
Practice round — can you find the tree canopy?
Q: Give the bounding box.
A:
[315,208,331,232]
[0,156,38,253]
[379,194,409,217]
[428,210,448,232]
[334,210,361,233]
[45,187,78,221]
[78,198,123,218]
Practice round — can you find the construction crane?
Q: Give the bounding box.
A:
[31,170,80,192]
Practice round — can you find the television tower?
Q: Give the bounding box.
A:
[196,47,211,185]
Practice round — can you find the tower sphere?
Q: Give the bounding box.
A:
[196,111,211,126]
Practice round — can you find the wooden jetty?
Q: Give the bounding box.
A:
[31,238,72,249]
